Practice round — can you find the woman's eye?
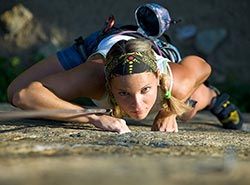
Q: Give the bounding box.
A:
[118,91,129,96]
[141,87,151,94]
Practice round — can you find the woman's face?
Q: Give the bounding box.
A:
[111,72,159,120]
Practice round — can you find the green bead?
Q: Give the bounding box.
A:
[164,91,171,99]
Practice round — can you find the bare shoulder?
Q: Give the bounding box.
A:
[169,55,211,79]
[169,55,211,100]
[40,59,106,101]
[180,55,210,70]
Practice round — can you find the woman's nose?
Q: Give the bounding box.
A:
[130,95,142,108]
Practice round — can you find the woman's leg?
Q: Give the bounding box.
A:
[7,55,65,103]
[181,84,243,130]
[180,84,216,120]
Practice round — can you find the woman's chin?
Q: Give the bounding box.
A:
[129,112,148,120]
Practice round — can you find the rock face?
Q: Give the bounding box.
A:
[0,4,33,35]
[175,24,197,41]
[0,1,250,86]
[0,103,250,185]
[0,4,47,49]
[195,28,227,55]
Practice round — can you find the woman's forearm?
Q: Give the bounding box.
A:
[12,81,96,123]
[11,81,131,134]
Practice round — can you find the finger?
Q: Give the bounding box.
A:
[165,123,175,132]
[165,128,175,132]
[173,122,178,133]
[172,118,178,133]
[159,125,166,132]
[118,119,131,134]
[151,126,155,131]
[119,129,131,134]
[119,119,127,125]
[151,122,159,131]
[119,125,131,134]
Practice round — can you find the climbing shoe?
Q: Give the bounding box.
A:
[209,93,243,130]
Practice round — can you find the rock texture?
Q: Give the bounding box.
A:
[0,4,47,49]
[0,1,250,85]
[0,4,33,35]
[0,103,249,185]
[195,29,228,55]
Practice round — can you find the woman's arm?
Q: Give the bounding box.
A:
[152,55,211,132]
[152,111,178,132]
[170,55,212,101]
[11,59,130,133]
[7,55,65,103]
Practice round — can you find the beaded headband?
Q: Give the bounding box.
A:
[105,50,173,100]
[105,51,157,79]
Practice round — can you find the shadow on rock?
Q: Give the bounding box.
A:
[0,118,100,133]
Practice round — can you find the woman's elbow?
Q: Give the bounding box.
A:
[185,55,212,80]
[200,57,212,78]
[7,79,29,104]
[7,84,14,104]
[7,80,20,104]
[11,81,43,109]
[194,56,211,77]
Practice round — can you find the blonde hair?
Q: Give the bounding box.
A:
[105,38,190,118]
[159,73,190,116]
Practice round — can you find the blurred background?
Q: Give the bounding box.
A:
[0,0,249,111]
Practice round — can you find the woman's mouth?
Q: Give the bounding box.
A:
[131,110,144,115]
[129,110,147,120]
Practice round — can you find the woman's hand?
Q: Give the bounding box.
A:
[151,111,178,132]
[90,114,131,134]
